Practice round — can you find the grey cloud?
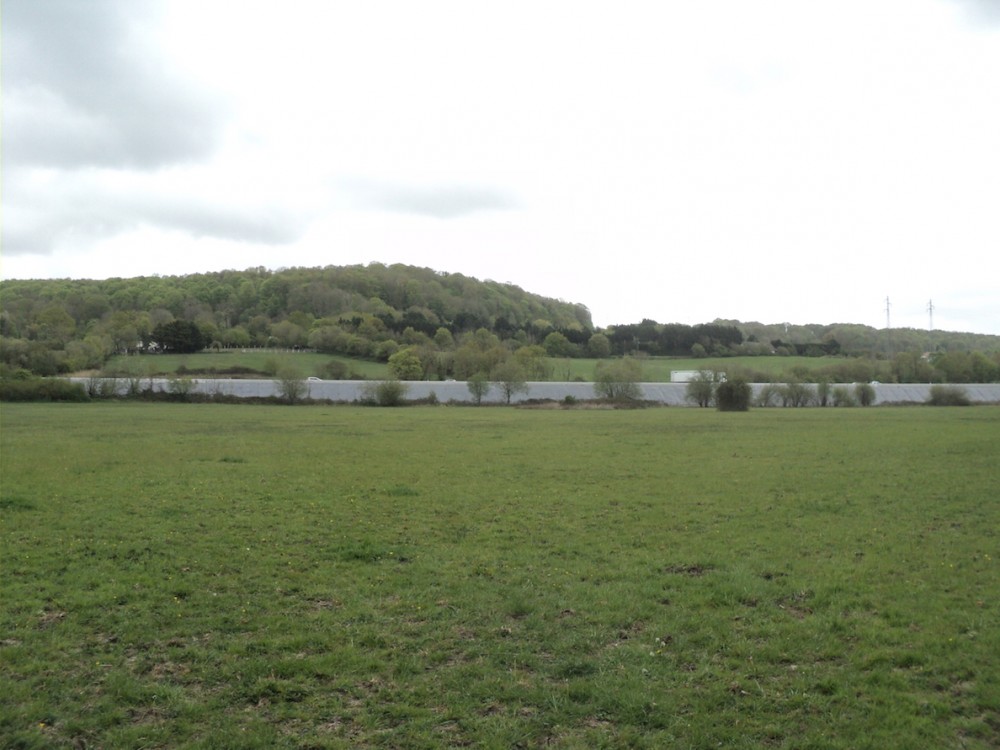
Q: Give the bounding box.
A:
[1,176,303,256]
[1,0,285,256]
[2,0,224,170]
[137,202,303,245]
[345,180,519,218]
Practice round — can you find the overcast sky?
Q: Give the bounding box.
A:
[3,0,999,333]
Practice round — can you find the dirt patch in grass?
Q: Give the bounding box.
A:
[664,563,714,576]
[37,609,66,629]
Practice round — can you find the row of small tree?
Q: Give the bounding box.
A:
[683,371,879,410]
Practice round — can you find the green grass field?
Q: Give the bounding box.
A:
[2,404,997,748]
[555,355,881,383]
[104,352,388,380]
[106,351,864,384]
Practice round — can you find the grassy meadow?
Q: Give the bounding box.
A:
[103,350,858,384]
[103,352,387,380]
[553,355,879,383]
[1,404,998,748]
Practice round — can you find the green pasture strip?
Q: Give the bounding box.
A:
[2,404,998,748]
[648,355,850,378]
[104,352,388,379]
[105,351,858,383]
[556,355,862,383]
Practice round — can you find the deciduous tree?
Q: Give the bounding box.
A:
[716,378,751,411]
[685,370,718,407]
[594,357,642,401]
[467,372,490,405]
[276,367,307,404]
[492,360,528,404]
[587,332,611,358]
[152,320,205,354]
[388,347,423,380]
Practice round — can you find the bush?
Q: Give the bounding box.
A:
[320,360,349,380]
[167,376,196,400]
[492,360,530,404]
[831,386,857,407]
[780,381,813,407]
[275,367,307,404]
[685,370,719,407]
[816,381,830,407]
[715,378,751,411]
[362,379,409,406]
[87,375,120,398]
[855,382,876,407]
[467,372,491,405]
[755,383,781,407]
[594,357,643,401]
[388,347,423,380]
[0,377,90,402]
[378,380,409,406]
[926,385,970,406]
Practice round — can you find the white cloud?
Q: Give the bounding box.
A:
[2,0,999,333]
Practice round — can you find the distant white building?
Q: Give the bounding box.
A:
[670,370,726,382]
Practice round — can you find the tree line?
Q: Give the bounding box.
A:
[0,263,736,376]
[0,264,592,375]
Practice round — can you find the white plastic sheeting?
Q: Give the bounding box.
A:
[68,378,1000,405]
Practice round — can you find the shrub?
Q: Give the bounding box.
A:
[467,372,491,405]
[715,378,751,411]
[361,379,409,406]
[320,360,349,380]
[87,375,119,398]
[167,376,195,400]
[926,385,970,406]
[0,377,90,402]
[755,383,781,407]
[275,368,307,404]
[816,381,830,407]
[685,370,718,407]
[855,382,876,407]
[0,367,33,380]
[594,357,642,401]
[388,347,423,380]
[492,360,530,404]
[587,333,611,358]
[359,382,376,404]
[831,386,857,407]
[780,381,813,407]
[374,339,400,361]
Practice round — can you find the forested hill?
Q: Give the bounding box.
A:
[1,263,592,334]
[2,263,998,379]
[0,264,594,372]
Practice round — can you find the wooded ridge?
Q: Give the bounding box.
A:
[1,263,998,379]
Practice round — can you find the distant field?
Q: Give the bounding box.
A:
[104,351,389,380]
[104,351,867,383]
[557,355,874,382]
[2,404,997,748]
